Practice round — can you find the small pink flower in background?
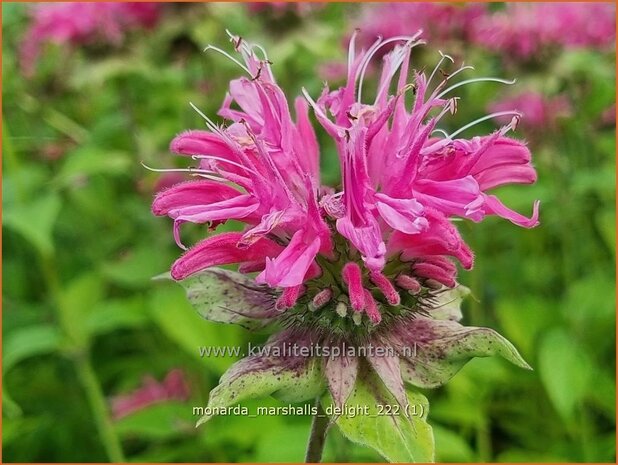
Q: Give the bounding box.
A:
[20,2,162,76]
[489,91,572,130]
[317,60,348,82]
[355,3,486,48]
[471,3,616,60]
[247,2,322,17]
[111,369,190,420]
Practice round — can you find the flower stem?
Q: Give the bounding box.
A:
[73,353,126,462]
[305,398,330,463]
[41,255,126,462]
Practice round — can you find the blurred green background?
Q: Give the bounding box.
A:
[2,2,615,462]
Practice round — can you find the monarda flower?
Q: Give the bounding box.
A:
[111,369,190,420]
[19,2,161,76]
[354,2,487,49]
[471,2,616,61]
[152,33,538,462]
[489,91,571,135]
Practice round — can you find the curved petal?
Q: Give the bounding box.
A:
[388,209,474,269]
[171,232,282,280]
[483,195,540,228]
[256,230,321,288]
[152,180,244,216]
[374,193,428,234]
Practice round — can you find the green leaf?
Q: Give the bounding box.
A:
[58,273,104,348]
[538,328,592,421]
[149,284,245,373]
[198,331,325,427]
[428,285,470,321]
[329,372,434,463]
[3,324,63,416]
[114,402,194,440]
[55,148,131,187]
[3,324,63,373]
[432,424,474,462]
[86,297,148,336]
[399,317,531,389]
[3,194,62,258]
[101,244,173,289]
[177,268,278,330]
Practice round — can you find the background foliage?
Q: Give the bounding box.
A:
[3,2,615,462]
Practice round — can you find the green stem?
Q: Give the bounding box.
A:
[73,353,126,462]
[305,399,330,463]
[476,414,492,462]
[41,255,125,462]
[2,120,26,204]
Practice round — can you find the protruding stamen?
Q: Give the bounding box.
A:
[189,102,221,133]
[276,285,304,311]
[436,77,516,100]
[140,162,225,182]
[311,288,333,311]
[370,271,401,306]
[447,111,522,140]
[427,50,454,89]
[342,262,366,311]
[357,33,424,102]
[203,44,251,75]
[395,274,422,294]
[190,154,259,176]
[347,28,359,78]
[363,289,382,324]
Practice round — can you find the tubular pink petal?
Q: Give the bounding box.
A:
[342,262,366,311]
[369,271,401,306]
[152,180,243,216]
[414,176,484,221]
[173,194,260,225]
[374,193,429,234]
[388,209,474,269]
[275,285,305,311]
[363,289,382,324]
[484,196,540,228]
[294,97,320,178]
[413,262,457,288]
[395,275,422,293]
[256,230,321,288]
[336,216,386,272]
[417,255,458,274]
[311,288,333,310]
[475,164,538,191]
[170,232,282,280]
[238,260,266,273]
[170,130,236,158]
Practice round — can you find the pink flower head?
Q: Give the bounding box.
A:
[153,33,539,325]
[247,2,322,16]
[19,2,161,76]
[355,2,487,48]
[111,369,190,420]
[471,3,616,60]
[489,91,572,130]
